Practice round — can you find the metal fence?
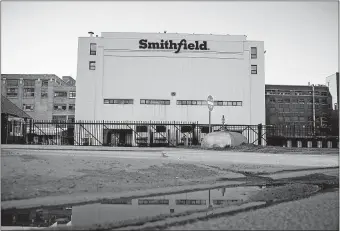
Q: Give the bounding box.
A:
[1,120,338,148]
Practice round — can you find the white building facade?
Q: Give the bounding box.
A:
[76,32,265,123]
[75,32,265,145]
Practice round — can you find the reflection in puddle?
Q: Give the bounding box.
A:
[1,186,260,228]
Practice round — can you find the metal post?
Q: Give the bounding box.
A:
[209,110,211,133]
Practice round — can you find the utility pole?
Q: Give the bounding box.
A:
[312,84,316,135]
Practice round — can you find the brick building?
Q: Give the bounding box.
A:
[1,74,76,122]
[265,84,332,127]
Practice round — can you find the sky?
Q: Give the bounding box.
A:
[1,1,339,85]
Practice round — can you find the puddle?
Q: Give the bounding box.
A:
[1,186,260,228]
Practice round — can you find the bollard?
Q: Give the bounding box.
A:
[327,141,332,148]
[297,140,302,148]
[317,141,322,148]
[287,140,292,148]
[307,141,312,148]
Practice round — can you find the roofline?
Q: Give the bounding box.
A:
[1,112,31,119]
[100,31,248,37]
[265,84,328,87]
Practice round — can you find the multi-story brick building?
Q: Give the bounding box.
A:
[265,84,332,127]
[325,72,339,110]
[1,74,76,122]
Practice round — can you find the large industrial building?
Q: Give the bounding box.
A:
[75,32,265,145]
[76,32,265,124]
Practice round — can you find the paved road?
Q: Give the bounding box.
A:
[169,191,339,230]
[3,147,338,168]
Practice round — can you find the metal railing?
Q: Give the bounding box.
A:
[1,120,338,148]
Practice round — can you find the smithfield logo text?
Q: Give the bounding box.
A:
[139,39,209,53]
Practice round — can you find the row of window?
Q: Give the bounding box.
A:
[104,99,243,106]
[5,79,62,87]
[6,88,76,98]
[23,104,75,112]
[54,104,75,111]
[269,98,328,104]
[266,90,329,96]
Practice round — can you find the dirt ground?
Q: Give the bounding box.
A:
[1,147,337,202]
[1,149,240,201]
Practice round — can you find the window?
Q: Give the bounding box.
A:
[251,65,257,74]
[7,88,18,97]
[69,104,75,111]
[136,126,148,133]
[23,88,35,97]
[41,89,48,98]
[291,98,298,103]
[89,61,96,70]
[7,79,19,86]
[68,115,75,123]
[251,47,257,59]
[41,80,49,87]
[321,99,327,105]
[284,98,290,103]
[24,79,35,86]
[104,99,134,104]
[321,92,328,96]
[54,104,67,111]
[141,99,170,105]
[69,91,76,99]
[54,91,67,97]
[90,43,97,55]
[298,98,305,103]
[177,100,242,106]
[52,115,67,122]
[23,104,34,111]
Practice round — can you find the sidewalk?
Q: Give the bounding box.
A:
[1,144,175,152]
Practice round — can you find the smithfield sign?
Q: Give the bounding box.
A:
[139,39,209,53]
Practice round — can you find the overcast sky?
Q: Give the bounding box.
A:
[1,1,338,85]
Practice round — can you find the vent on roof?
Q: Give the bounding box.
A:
[88,31,94,37]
